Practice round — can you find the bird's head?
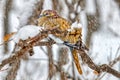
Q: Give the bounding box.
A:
[39,10,59,18]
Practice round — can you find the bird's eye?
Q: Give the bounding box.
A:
[44,12,48,15]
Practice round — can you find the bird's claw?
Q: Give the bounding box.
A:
[63,41,79,49]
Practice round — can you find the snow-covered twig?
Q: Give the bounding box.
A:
[0,29,61,70]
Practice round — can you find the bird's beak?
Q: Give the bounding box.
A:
[38,14,46,18]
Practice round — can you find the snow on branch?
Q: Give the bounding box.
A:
[0,27,120,79]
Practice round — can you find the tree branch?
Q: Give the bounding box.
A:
[78,49,120,78]
[0,28,120,79]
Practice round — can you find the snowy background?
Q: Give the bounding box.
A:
[0,0,120,80]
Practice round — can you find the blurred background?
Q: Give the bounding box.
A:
[0,0,120,80]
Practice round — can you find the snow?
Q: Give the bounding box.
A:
[16,59,48,80]
[43,0,52,10]
[13,25,43,43]
[48,34,64,44]
[12,0,38,27]
[0,0,6,54]
[85,0,96,14]
[92,31,120,64]
[71,21,82,29]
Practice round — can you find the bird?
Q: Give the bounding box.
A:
[37,10,71,40]
[37,10,83,74]
[37,10,70,30]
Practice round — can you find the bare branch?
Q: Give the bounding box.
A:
[78,49,120,78]
[57,47,69,80]
[3,0,13,52]
[6,60,20,80]
[47,45,56,79]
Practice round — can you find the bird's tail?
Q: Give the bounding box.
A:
[72,49,82,74]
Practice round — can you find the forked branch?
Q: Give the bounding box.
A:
[0,28,120,79]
